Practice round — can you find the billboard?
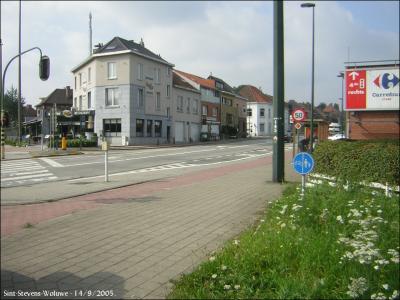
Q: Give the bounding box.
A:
[345,67,399,111]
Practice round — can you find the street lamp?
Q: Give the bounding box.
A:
[301,2,315,152]
[337,72,344,137]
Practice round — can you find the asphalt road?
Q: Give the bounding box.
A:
[1,138,286,189]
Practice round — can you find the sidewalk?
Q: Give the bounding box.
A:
[1,154,299,299]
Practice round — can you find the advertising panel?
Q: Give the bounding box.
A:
[345,67,399,111]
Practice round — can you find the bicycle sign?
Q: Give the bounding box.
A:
[293,152,314,175]
[292,109,306,122]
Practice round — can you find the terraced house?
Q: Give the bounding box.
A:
[71,36,175,145]
[174,70,221,140]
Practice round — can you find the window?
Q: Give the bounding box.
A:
[260,108,265,117]
[166,85,170,97]
[202,105,208,116]
[167,67,171,77]
[247,108,252,116]
[88,67,91,83]
[212,107,218,117]
[79,96,82,110]
[136,119,144,137]
[268,108,271,118]
[137,88,144,107]
[192,99,198,114]
[227,113,233,125]
[155,68,160,84]
[87,92,92,109]
[186,98,190,113]
[216,82,223,90]
[146,120,153,137]
[74,77,77,90]
[154,120,162,137]
[105,88,119,106]
[156,92,161,110]
[74,97,77,108]
[107,62,116,79]
[260,123,265,132]
[137,63,143,80]
[103,119,121,137]
[79,73,82,87]
[176,96,183,112]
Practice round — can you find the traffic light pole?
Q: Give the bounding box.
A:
[272,1,285,183]
[1,46,49,159]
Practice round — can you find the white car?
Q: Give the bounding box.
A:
[328,133,346,141]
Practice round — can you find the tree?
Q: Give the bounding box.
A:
[3,86,25,127]
[317,102,327,110]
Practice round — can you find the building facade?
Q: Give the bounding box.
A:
[172,71,201,143]
[71,36,175,145]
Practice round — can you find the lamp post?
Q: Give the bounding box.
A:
[337,72,344,137]
[301,2,315,152]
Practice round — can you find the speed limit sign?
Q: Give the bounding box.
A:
[292,109,306,122]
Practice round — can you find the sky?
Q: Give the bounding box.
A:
[1,1,399,107]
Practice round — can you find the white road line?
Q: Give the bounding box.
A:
[1,166,46,173]
[1,160,40,167]
[39,157,64,167]
[6,169,49,177]
[1,172,55,182]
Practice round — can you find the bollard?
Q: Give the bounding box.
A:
[61,136,67,150]
[102,141,109,182]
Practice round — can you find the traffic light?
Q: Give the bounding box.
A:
[39,55,50,80]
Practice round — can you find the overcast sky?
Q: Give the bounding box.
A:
[1,1,399,107]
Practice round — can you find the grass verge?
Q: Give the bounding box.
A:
[168,184,399,299]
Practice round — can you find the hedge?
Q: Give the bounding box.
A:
[313,139,399,186]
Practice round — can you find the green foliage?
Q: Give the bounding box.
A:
[168,184,399,299]
[221,126,238,137]
[66,138,97,148]
[5,138,28,147]
[3,86,26,126]
[313,140,399,186]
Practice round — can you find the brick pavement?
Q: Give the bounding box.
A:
[1,154,299,299]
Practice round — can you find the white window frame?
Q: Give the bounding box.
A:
[192,99,198,114]
[88,67,91,83]
[105,87,119,106]
[212,107,217,117]
[156,92,161,111]
[79,73,82,87]
[186,97,190,113]
[79,95,82,110]
[138,63,143,80]
[202,105,207,116]
[107,62,117,79]
[87,91,92,109]
[155,68,160,84]
[137,88,144,108]
[166,85,170,97]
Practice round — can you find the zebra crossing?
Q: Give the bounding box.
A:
[1,159,58,187]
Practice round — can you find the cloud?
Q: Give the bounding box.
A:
[1,1,398,107]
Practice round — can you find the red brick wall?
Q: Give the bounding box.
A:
[201,102,220,122]
[348,111,400,140]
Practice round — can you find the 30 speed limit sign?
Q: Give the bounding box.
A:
[292,109,306,122]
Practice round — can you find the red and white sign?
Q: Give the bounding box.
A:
[292,109,306,122]
[345,67,399,111]
[295,122,302,130]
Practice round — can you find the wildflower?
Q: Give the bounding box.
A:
[374,265,380,270]
[234,285,240,290]
[233,240,240,246]
[280,205,288,215]
[382,284,389,290]
[260,219,265,223]
[377,209,382,214]
[209,256,216,262]
[221,265,227,271]
[280,223,286,228]
[211,274,217,279]
[336,215,344,224]
[276,216,281,220]
[391,290,399,299]
[371,292,387,300]
[346,277,368,298]
[376,259,389,265]
[224,284,231,290]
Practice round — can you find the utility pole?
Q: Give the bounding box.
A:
[272,1,285,183]
[18,0,22,143]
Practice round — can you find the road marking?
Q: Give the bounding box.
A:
[1,172,55,182]
[7,169,49,177]
[39,157,64,167]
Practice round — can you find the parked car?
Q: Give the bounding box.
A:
[328,133,346,141]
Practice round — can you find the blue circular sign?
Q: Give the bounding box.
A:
[293,152,315,175]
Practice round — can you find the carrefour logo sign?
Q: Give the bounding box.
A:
[373,73,399,89]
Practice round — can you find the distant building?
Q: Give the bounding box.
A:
[344,61,399,140]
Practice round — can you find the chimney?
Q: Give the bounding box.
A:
[65,86,72,98]
[89,12,93,56]
[140,38,144,47]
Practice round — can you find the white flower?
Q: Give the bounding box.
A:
[374,265,380,270]
[221,265,227,271]
[336,215,344,224]
[280,205,288,215]
[209,256,216,262]
[346,277,368,298]
[371,292,387,300]
[224,284,231,290]
[234,285,240,290]
[211,274,217,279]
[391,290,399,299]
[233,240,240,245]
[377,209,382,214]
[280,223,286,228]
[382,284,389,290]
[260,219,265,222]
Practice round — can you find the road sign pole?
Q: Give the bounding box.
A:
[301,174,305,199]
[105,149,108,182]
